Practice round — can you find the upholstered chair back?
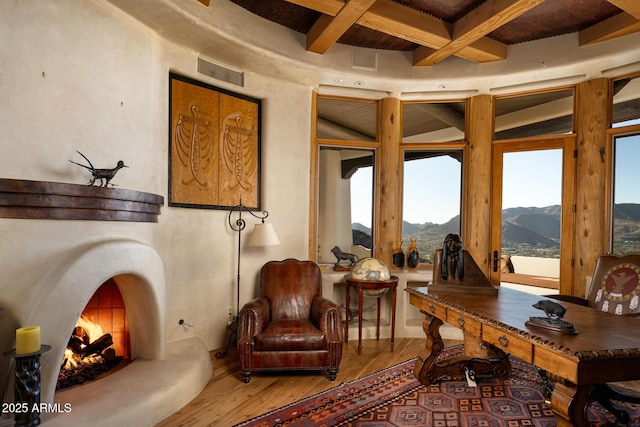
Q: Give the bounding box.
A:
[260,258,322,321]
[587,254,640,315]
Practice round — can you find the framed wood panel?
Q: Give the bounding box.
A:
[168,72,261,210]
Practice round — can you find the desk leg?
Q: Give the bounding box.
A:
[414,312,511,385]
[390,287,396,352]
[376,297,381,341]
[357,288,363,355]
[345,282,350,343]
[551,383,594,427]
[414,311,445,384]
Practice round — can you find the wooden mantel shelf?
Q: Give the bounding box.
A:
[0,178,164,223]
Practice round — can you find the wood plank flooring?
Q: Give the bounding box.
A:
[155,338,460,426]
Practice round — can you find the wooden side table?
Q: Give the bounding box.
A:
[345,276,398,354]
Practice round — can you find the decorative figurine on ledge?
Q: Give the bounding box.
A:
[441,233,464,281]
[331,246,359,271]
[430,233,498,294]
[69,151,128,187]
[526,300,577,334]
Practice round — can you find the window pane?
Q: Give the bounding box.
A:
[613,75,640,127]
[402,151,462,265]
[402,102,465,142]
[317,147,374,264]
[612,133,640,254]
[316,97,377,141]
[495,89,574,140]
[501,150,562,278]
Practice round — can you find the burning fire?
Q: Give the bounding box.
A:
[57,316,122,390]
[62,316,105,370]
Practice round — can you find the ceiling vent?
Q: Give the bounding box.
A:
[197,58,244,87]
[352,50,377,71]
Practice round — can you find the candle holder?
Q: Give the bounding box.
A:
[3,345,51,427]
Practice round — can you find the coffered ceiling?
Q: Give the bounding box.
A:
[217,0,640,67]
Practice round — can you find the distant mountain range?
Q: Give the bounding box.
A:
[353,203,640,258]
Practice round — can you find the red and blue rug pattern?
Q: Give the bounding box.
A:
[235,346,640,426]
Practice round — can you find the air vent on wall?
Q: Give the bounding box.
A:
[352,50,377,71]
[197,57,244,87]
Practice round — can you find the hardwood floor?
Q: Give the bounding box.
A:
[155,338,460,426]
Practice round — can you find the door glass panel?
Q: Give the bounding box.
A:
[402,150,462,264]
[501,150,562,279]
[611,133,640,254]
[317,147,374,264]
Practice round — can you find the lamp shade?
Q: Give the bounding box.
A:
[248,222,280,247]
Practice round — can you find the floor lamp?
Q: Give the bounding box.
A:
[216,200,280,358]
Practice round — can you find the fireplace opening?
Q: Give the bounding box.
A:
[56,278,130,390]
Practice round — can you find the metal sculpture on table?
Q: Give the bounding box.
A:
[526,300,577,334]
[69,151,128,187]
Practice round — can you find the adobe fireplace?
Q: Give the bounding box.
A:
[1,239,212,427]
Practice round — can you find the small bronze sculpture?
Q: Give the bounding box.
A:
[527,299,577,334]
[331,246,359,268]
[441,233,464,281]
[69,151,128,187]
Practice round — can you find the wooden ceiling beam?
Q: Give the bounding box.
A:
[358,0,508,65]
[579,11,640,45]
[289,0,509,64]
[416,0,546,66]
[357,0,451,47]
[606,0,640,20]
[307,0,377,54]
[413,34,508,65]
[285,0,345,17]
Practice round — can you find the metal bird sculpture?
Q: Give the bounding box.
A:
[69,151,128,187]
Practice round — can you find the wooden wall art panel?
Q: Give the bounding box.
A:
[168,72,261,210]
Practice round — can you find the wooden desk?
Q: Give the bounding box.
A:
[407,286,640,427]
[345,277,398,355]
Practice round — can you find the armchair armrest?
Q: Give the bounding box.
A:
[238,296,270,343]
[311,296,343,340]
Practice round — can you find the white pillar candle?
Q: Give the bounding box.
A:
[16,326,41,355]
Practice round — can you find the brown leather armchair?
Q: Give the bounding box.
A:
[237,258,343,383]
[549,253,640,425]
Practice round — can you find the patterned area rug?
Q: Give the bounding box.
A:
[235,345,640,427]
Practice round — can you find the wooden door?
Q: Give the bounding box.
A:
[490,137,575,289]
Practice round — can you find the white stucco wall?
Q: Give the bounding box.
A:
[3,0,640,411]
[0,0,311,400]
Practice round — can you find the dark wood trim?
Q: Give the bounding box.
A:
[0,178,164,222]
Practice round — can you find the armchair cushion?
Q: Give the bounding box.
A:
[255,319,326,351]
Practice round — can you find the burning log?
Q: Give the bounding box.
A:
[57,324,123,390]
[77,333,113,358]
